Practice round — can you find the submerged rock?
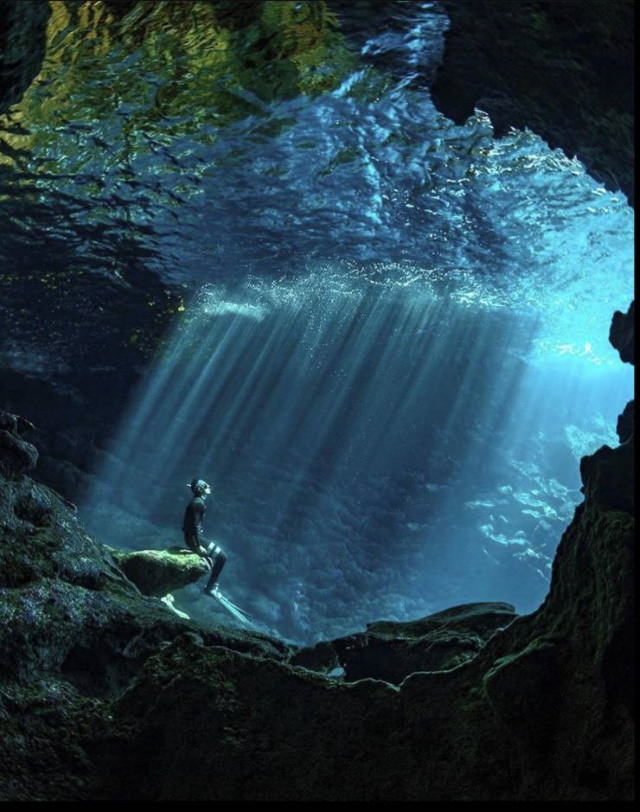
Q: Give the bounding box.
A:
[616,400,633,445]
[291,602,517,683]
[0,411,38,479]
[609,300,634,365]
[111,548,210,597]
[580,441,634,513]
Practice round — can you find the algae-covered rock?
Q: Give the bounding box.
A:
[110,548,210,597]
[103,633,401,802]
[482,636,564,756]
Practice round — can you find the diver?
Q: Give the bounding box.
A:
[182,478,227,597]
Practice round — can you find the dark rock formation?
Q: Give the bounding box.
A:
[610,300,635,365]
[580,440,634,513]
[111,548,210,597]
[432,0,634,204]
[617,400,633,445]
[0,411,37,479]
[582,300,635,514]
[292,602,517,682]
[609,299,634,458]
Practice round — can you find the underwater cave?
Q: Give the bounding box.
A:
[0,0,634,802]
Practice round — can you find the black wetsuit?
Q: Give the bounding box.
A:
[183,494,227,592]
[183,495,206,553]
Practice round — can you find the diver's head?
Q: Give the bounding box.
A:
[189,478,211,497]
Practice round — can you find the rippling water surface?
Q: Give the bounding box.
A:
[1,1,633,640]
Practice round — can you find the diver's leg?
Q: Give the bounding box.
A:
[204,551,227,594]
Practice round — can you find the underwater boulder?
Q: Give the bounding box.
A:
[110,548,210,597]
[579,441,634,514]
[291,602,517,683]
[0,411,38,479]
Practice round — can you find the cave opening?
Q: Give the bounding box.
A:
[0,1,633,644]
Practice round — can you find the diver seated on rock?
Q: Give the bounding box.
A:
[182,478,227,597]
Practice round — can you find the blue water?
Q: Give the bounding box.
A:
[86,270,631,642]
[0,1,633,642]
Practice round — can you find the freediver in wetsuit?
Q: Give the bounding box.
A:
[183,478,227,597]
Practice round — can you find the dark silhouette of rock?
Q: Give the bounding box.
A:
[581,304,635,512]
[617,400,633,444]
[610,301,634,364]
[0,411,38,479]
[580,441,634,513]
[292,602,517,682]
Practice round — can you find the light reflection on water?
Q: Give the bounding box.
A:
[0,2,632,342]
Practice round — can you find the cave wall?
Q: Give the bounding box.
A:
[432,0,634,205]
